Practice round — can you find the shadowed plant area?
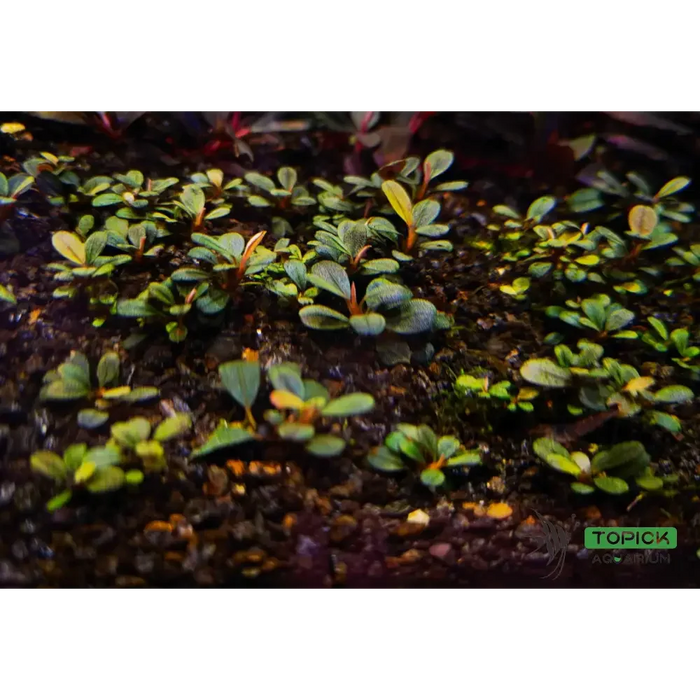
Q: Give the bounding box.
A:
[2,110,700,588]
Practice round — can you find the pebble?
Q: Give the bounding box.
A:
[429,543,453,561]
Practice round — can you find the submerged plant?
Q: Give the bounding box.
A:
[532,437,671,496]
[0,171,34,221]
[191,359,375,458]
[367,423,482,489]
[299,261,446,336]
[40,350,159,428]
[107,413,192,472]
[31,443,132,511]
[264,362,374,456]
[169,230,274,315]
[455,374,539,413]
[521,352,694,432]
[380,181,452,256]
[243,167,315,208]
[545,294,637,339]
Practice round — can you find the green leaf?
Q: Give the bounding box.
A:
[520,359,572,387]
[277,167,297,192]
[424,150,454,182]
[581,298,606,330]
[92,193,124,207]
[121,386,160,403]
[655,177,690,200]
[526,196,556,222]
[31,451,67,481]
[86,466,126,493]
[84,445,121,468]
[364,280,413,310]
[571,483,595,495]
[412,199,440,228]
[349,313,386,336]
[305,434,346,457]
[384,299,437,334]
[591,442,650,476]
[74,461,97,484]
[437,436,461,459]
[77,409,110,429]
[367,445,407,472]
[245,172,276,192]
[96,351,120,388]
[278,422,315,442]
[111,417,152,448]
[628,205,657,235]
[605,308,635,332]
[300,304,350,330]
[125,469,145,486]
[321,393,375,417]
[420,468,446,489]
[446,450,482,467]
[41,379,90,400]
[219,360,261,411]
[0,284,17,304]
[307,261,351,299]
[647,411,681,433]
[654,385,693,403]
[46,490,73,512]
[153,413,192,442]
[191,425,256,458]
[636,475,664,491]
[268,362,305,398]
[594,476,629,495]
[63,444,88,471]
[543,453,582,476]
[179,185,205,217]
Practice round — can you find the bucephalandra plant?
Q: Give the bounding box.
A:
[30,412,192,511]
[455,373,539,413]
[532,437,675,497]
[545,294,637,339]
[168,230,275,316]
[189,359,375,458]
[490,195,557,240]
[263,361,375,456]
[298,261,445,336]
[380,181,452,256]
[40,350,159,428]
[521,353,694,432]
[107,413,192,472]
[243,167,315,208]
[0,171,34,221]
[309,218,400,275]
[116,280,209,343]
[91,170,180,220]
[367,423,482,490]
[154,184,230,231]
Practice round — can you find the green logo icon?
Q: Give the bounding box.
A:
[584,527,677,550]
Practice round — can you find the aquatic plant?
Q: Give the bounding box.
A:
[190,359,375,458]
[263,361,375,456]
[107,413,192,472]
[243,167,315,208]
[154,184,230,231]
[380,180,452,255]
[521,353,694,432]
[367,423,482,490]
[299,261,446,336]
[90,170,179,219]
[40,350,159,428]
[31,443,133,511]
[532,437,671,496]
[544,294,637,339]
[455,373,539,413]
[309,219,400,275]
[0,171,34,221]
